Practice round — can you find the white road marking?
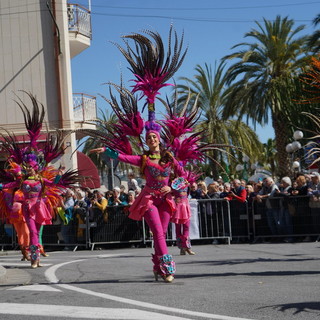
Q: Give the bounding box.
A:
[44,254,124,284]
[0,303,191,319]
[45,259,255,320]
[9,284,61,292]
[45,259,86,283]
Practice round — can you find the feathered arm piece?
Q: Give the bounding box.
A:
[185,169,202,185]
[0,169,15,183]
[0,129,24,164]
[101,85,144,138]
[43,131,66,164]
[113,25,188,105]
[169,130,238,167]
[76,127,133,155]
[14,92,45,150]
[171,134,205,165]
[160,90,200,143]
[55,169,84,189]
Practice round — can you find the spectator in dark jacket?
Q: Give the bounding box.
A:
[189,182,202,199]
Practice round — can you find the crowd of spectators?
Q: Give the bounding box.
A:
[55,173,143,250]
[188,171,320,243]
[39,171,320,249]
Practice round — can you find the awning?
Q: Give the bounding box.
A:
[76,151,100,189]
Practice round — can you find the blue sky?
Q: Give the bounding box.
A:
[71,0,320,144]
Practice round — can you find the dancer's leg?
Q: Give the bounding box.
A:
[158,201,172,239]
[144,205,168,257]
[38,225,49,256]
[182,220,191,248]
[13,221,30,247]
[181,220,195,254]
[39,225,44,245]
[24,215,41,268]
[144,203,175,281]
[13,221,30,261]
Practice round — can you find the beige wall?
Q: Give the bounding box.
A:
[0,0,77,170]
[0,0,61,132]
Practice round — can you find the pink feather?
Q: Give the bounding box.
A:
[163,115,193,138]
[131,70,173,104]
[114,112,144,137]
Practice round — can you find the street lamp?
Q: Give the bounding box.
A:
[292,161,300,169]
[286,130,304,177]
[293,130,304,141]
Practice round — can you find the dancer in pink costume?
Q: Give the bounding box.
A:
[87,26,188,283]
[1,162,61,268]
[0,161,30,261]
[91,128,186,282]
[85,26,232,281]
[0,93,81,268]
[171,176,195,255]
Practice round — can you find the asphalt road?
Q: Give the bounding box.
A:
[0,242,319,320]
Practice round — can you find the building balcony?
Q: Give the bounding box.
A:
[73,93,97,138]
[68,3,92,58]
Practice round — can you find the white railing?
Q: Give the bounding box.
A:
[67,3,92,39]
[73,93,97,122]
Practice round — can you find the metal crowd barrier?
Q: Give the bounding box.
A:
[195,198,233,244]
[251,195,320,242]
[0,222,16,251]
[88,205,144,250]
[1,195,319,250]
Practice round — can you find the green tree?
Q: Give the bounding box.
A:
[222,16,310,177]
[261,138,277,176]
[308,14,320,53]
[175,62,262,179]
[81,109,118,179]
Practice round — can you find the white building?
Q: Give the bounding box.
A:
[0,0,96,173]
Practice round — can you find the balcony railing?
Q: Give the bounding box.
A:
[73,93,97,122]
[67,3,92,39]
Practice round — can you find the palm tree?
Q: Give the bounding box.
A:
[222,16,310,177]
[175,62,262,179]
[308,14,320,53]
[261,138,277,176]
[81,108,118,180]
